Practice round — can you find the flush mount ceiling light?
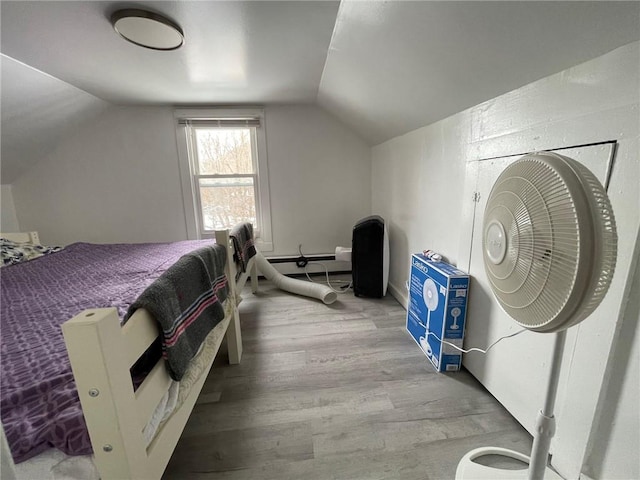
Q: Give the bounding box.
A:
[111,9,184,51]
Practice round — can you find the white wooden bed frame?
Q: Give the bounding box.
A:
[1,230,258,479]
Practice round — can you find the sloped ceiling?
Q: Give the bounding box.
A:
[1,1,639,182]
[0,56,109,183]
[317,1,640,144]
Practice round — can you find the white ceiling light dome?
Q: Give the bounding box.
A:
[111,9,184,51]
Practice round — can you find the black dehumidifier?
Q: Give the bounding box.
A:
[352,215,389,297]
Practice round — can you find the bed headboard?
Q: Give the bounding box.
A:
[0,231,41,244]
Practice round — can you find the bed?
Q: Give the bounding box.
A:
[0,227,258,479]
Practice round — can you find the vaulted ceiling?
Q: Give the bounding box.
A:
[2,1,639,183]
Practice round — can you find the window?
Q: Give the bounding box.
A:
[192,126,256,231]
[175,108,273,251]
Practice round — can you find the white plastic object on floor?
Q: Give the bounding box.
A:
[334,246,352,262]
[455,447,563,480]
[422,249,442,261]
[255,252,338,304]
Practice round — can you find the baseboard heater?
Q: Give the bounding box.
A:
[258,254,351,279]
[267,254,335,264]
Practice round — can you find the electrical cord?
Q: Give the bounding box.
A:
[304,261,352,294]
[416,320,527,354]
[296,244,351,293]
[295,244,308,268]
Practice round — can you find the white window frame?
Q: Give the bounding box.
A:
[175,107,273,251]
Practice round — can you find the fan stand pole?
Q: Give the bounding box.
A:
[528,330,566,480]
[455,331,566,480]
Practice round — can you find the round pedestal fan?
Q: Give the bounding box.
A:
[419,278,440,358]
[456,152,617,480]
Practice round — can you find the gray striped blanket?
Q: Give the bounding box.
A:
[125,244,229,381]
[230,222,257,276]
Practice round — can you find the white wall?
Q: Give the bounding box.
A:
[11,104,371,253]
[12,106,187,245]
[265,105,371,256]
[583,247,639,479]
[372,113,469,288]
[0,185,20,232]
[372,42,639,479]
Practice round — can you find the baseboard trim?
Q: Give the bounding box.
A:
[388,281,408,309]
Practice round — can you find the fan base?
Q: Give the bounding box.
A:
[455,447,563,480]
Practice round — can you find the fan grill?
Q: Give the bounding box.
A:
[560,157,617,329]
[483,152,617,332]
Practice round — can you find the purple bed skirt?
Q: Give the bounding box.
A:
[0,239,214,463]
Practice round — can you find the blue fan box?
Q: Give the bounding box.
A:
[406,254,470,372]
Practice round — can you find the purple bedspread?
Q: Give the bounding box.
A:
[0,240,214,463]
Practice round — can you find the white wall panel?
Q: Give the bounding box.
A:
[372,114,470,305]
[582,253,639,480]
[261,105,371,256]
[12,106,186,246]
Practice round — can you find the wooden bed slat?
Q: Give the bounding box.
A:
[121,308,161,368]
[135,360,173,432]
[215,230,243,365]
[250,258,259,293]
[145,312,232,478]
[235,255,258,300]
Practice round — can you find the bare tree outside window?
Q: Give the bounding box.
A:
[193,128,258,231]
[176,108,272,248]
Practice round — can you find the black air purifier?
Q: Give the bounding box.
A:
[352,215,389,298]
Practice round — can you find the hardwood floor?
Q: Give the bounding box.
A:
[164,277,531,479]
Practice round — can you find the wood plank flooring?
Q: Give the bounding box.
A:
[163,277,531,479]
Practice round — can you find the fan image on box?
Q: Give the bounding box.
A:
[419,278,440,358]
[451,307,462,330]
[455,152,617,480]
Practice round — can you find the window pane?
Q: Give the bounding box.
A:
[195,129,254,175]
[199,177,256,230]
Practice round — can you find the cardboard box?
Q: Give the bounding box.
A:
[406,254,469,372]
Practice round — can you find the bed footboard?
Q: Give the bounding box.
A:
[61,230,242,480]
[215,230,242,365]
[63,308,150,479]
